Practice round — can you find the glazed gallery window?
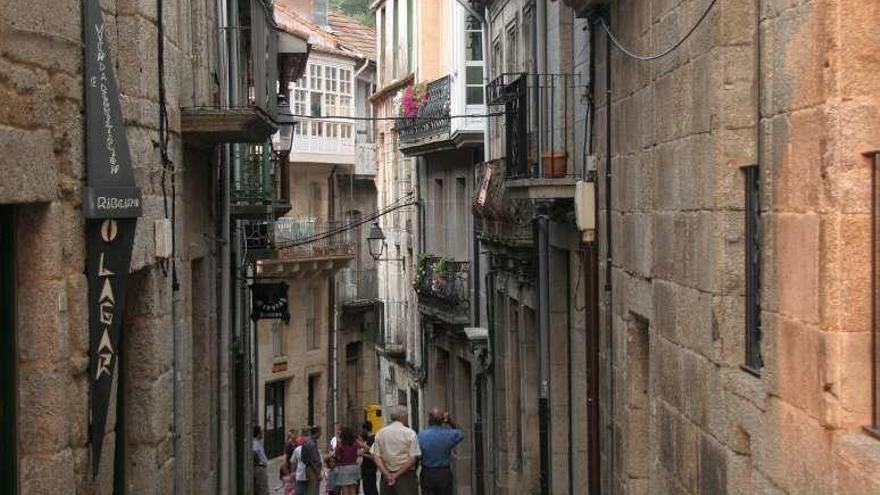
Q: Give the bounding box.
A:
[743,165,762,374]
[291,62,354,139]
[464,14,484,105]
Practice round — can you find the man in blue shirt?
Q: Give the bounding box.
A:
[417,408,464,495]
[252,425,269,495]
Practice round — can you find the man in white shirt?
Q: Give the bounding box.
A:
[291,440,308,494]
[370,405,421,495]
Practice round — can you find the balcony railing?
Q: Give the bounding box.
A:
[487,73,586,180]
[338,268,379,304]
[233,143,273,203]
[397,76,451,144]
[274,219,355,260]
[414,256,470,309]
[472,159,533,243]
[232,142,290,219]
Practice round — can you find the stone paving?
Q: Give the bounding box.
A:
[266,455,378,495]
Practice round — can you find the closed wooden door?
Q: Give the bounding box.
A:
[264,381,286,458]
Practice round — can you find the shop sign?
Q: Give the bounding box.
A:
[83,0,141,477]
[251,282,291,323]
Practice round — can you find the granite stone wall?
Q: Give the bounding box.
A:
[1,0,221,492]
[595,0,880,493]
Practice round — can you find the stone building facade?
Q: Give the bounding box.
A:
[371,0,423,431]
[476,0,592,493]
[1,0,307,493]
[561,0,880,493]
[255,1,376,456]
[0,0,224,492]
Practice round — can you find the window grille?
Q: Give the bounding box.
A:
[743,165,762,374]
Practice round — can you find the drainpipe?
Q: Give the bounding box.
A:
[172,277,183,495]
[157,0,184,490]
[535,0,547,176]
[328,166,339,435]
[534,0,550,491]
[476,8,489,485]
[235,228,250,495]
[536,206,551,495]
[354,58,371,82]
[227,0,249,489]
[604,20,615,493]
[566,255,573,495]
[217,0,232,490]
[485,268,497,494]
[481,5,491,158]
[579,16,602,494]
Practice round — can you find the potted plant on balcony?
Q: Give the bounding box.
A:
[431,257,450,294]
[402,83,428,117]
[542,151,567,178]
[414,255,430,294]
[396,83,428,133]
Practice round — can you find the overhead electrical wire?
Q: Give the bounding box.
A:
[279,111,505,121]
[272,192,417,249]
[180,106,507,122]
[598,0,719,61]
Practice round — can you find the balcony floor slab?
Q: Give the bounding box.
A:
[505,177,578,200]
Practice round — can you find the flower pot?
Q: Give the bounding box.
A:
[542,152,567,178]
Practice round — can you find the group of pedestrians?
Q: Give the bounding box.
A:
[370,406,463,495]
[252,404,463,495]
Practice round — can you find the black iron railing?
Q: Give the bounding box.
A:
[232,142,274,204]
[473,159,534,244]
[397,76,451,143]
[244,221,272,251]
[274,219,355,260]
[414,256,470,307]
[487,73,585,180]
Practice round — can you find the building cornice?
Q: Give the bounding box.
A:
[369,74,414,103]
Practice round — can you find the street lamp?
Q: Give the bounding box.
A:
[271,103,295,161]
[367,221,386,261]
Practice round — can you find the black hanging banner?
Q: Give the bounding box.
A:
[251,282,291,323]
[83,0,142,477]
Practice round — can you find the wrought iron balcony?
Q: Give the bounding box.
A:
[487,73,586,195]
[257,219,355,278]
[338,268,379,306]
[243,221,276,260]
[397,76,451,152]
[473,159,534,246]
[274,219,355,260]
[414,256,470,322]
[231,142,291,219]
